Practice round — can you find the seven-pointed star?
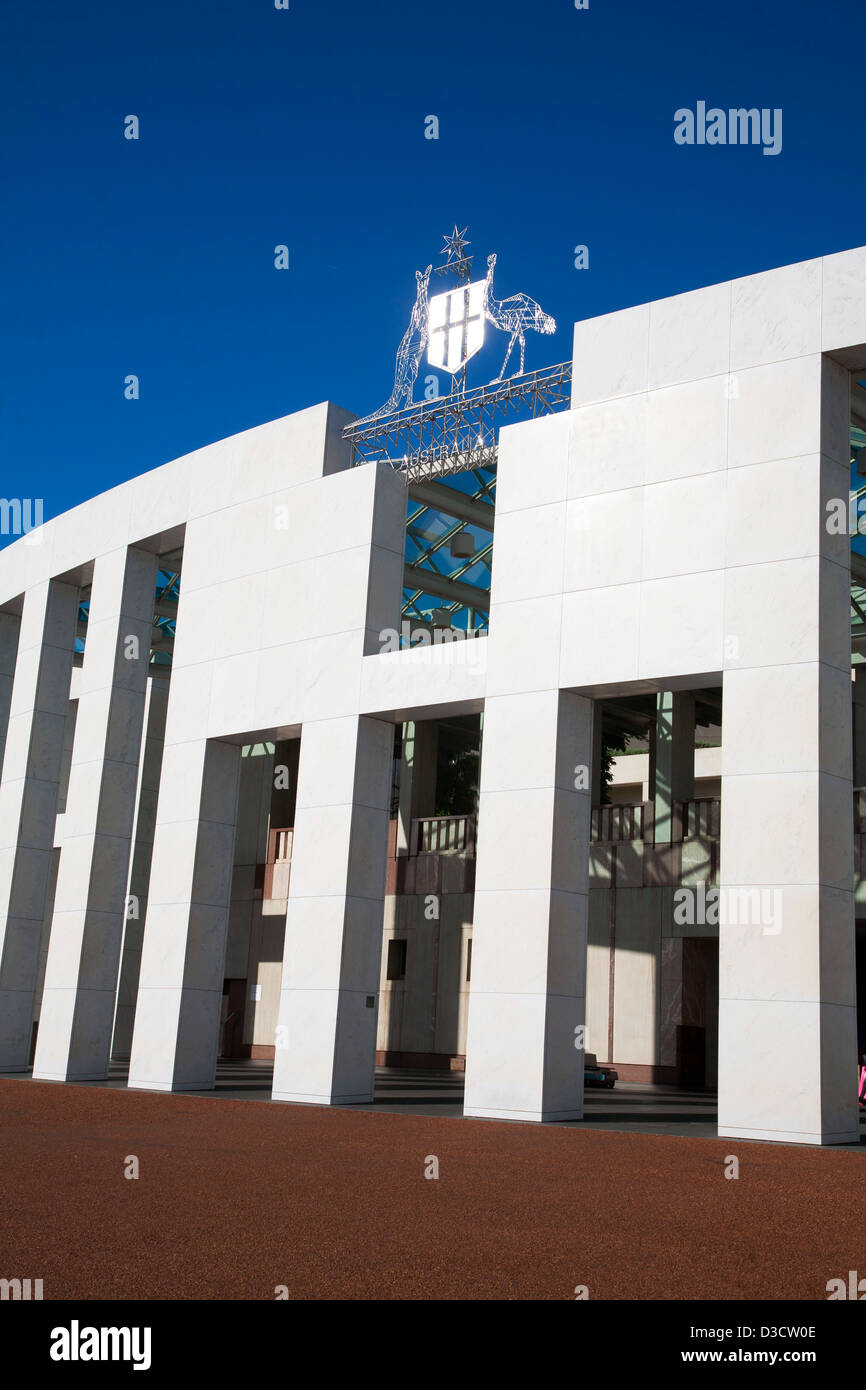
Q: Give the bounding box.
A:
[441,225,470,262]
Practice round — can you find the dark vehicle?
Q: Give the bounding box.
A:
[584,1052,617,1089]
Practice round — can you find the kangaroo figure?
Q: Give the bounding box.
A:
[483,253,555,380]
[355,265,433,424]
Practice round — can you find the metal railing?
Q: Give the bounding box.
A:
[592,803,645,843]
[264,827,293,901]
[411,814,476,855]
[680,798,721,840]
[266,799,724,863]
[268,827,293,862]
[591,799,722,844]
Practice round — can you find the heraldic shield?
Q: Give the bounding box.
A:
[427,279,486,374]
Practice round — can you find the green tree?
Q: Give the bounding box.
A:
[600,729,632,804]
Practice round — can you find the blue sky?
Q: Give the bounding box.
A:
[0,0,862,542]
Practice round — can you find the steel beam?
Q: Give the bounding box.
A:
[403,564,490,610]
[407,480,495,530]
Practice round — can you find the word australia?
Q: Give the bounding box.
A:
[674,102,782,156]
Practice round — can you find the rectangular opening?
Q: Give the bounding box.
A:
[387,938,407,981]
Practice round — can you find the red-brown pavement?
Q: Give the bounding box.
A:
[0,1078,864,1301]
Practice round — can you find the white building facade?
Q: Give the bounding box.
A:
[1,246,865,1144]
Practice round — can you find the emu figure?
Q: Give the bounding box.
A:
[483,253,555,380]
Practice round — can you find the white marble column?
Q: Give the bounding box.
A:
[719,658,857,1143]
[110,676,168,1060]
[0,580,78,1069]
[33,547,156,1081]
[127,736,241,1090]
[463,689,593,1121]
[271,714,393,1105]
[718,361,858,1144]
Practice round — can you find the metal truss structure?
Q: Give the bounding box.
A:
[150,561,181,666]
[403,465,495,635]
[344,360,573,484]
[347,351,571,640]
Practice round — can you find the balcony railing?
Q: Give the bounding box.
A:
[269,827,293,862]
[267,797,725,876]
[592,798,721,845]
[261,791,866,899]
[411,814,475,856]
[679,798,721,840]
[263,826,293,900]
[592,803,645,843]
